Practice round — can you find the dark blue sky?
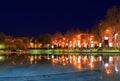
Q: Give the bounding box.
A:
[0,0,120,37]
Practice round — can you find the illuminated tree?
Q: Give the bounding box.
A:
[14,39,26,50]
[92,6,120,47]
[6,39,16,50]
[51,32,63,48]
[103,6,120,35]
[64,29,75,48]
[91,23,103,42]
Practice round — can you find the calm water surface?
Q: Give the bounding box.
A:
[0,53,120,81]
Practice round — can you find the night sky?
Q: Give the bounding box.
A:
[0,0,120,37]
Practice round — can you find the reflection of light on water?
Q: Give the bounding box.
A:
[52,55,54,59]
[104,62,112,75]
[38,56,41,60]
[55,58,58,61]
[51,55,83,69]
[78,56,81,63]
[69,55,72,63]
[100,76,102,79]
[106,68,111,74]
[29,56,41,64]
[99,56,102,61]
[35,60,37,64]
[34,55,37,60]
[66,57,68,61]
[76,63,81,69]
[12,61,16,65]
[62,59,65,62]
[27,55,120,74]
[115,65,118,73]
[0,56,5,61]
[115,57,119,73]
[84,56,87,60]
[89,62,94,69]
[104,63,109,68]
[63,62,66,66]
[73,55,76,61]
[91,56,94,62]
[30,56,34,64]
[109,56,113,62]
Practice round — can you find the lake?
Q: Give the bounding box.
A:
[0,53,120,81]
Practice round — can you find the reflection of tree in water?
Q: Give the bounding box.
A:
[101,55,120,74]
[1,54,120,75]
[6,55,30,65]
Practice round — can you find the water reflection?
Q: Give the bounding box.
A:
[0,55,5,61]
[0,54,120,75]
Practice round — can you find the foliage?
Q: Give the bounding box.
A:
[0,32,7,44]
[91,6,120,43]
[37,33,52,46]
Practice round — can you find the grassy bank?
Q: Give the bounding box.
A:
[28,48,120,54]
[0,48,119,55]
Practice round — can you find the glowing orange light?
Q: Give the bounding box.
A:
[76,63,81,69]
[106,29,110,33]
[30,56,34,64]
[106,68,111,75]
[89,63,94,69]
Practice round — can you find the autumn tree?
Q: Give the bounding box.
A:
[103,6,120,35]
[92,6,120,45]
[51,32,63,48]
[64,29,78,48]
[14,39,26,50]
[91,23,103,42]
[64,29,76,41]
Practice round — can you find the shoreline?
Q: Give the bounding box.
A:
[28,49,120,54]
[0,49,120,55]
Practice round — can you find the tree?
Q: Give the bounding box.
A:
[51,32,63,48]
[64,29,77,48]
[14,39,26,50]
[37,33,52,47]
[94,6,120,43]
[22,37,31,49]
[105,6,120,25]
[64,29,75,41]
[103,6,120,36]
[0,32,7,44]
[91,23,104,42]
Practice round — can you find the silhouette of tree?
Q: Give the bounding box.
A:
[38,33,52,47]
